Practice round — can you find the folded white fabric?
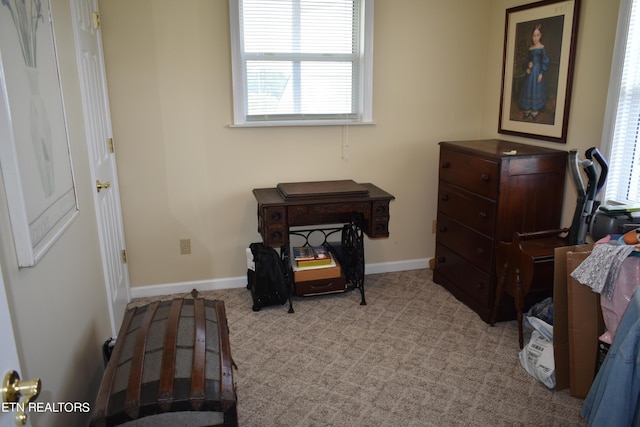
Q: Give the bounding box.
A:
[570,243,636,299]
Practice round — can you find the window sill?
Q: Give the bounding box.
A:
[228,120,375,128]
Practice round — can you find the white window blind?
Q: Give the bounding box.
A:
[603,0,640,204]
[229,0,374,126]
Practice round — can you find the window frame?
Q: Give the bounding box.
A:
[600,0,640,204]
[228,0,374,127]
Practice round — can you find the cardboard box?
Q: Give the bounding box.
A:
[294,272,347,296]
[566,251,605,398]
[553,244,604,398]
[293,256,342,282]
[553,244,588,391]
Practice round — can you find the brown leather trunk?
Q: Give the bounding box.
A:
[89,298,237,427]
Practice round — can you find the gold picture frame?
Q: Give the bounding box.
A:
[498,0,580,143]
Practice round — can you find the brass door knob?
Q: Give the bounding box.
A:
[96,179,111,192]
[2,370,41,426]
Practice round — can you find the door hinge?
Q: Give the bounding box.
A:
[108,138,114,153]
[121,250,127,264]
[93,11,100,30]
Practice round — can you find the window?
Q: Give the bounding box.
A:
[602,0,640,204]
[229,0,374,126]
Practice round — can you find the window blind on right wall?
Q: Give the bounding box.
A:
[603,0,640,204]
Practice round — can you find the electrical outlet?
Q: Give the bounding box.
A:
[180,238,191,255]
[432,220,437,233]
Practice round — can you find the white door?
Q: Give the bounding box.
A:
[70,0,130,336]
[0,42,34,427]
[0,263,31,427]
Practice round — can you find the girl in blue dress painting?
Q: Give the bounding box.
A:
[519,23,550,121]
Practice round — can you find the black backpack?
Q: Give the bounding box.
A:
[247,243,290,311]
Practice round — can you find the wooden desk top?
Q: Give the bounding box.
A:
[439,139,567,159]
[253,182,395,206]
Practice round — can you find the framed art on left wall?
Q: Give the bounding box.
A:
[0,0,78,267]
[498,0,581,144]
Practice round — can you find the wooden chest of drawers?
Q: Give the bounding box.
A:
[433,139,567,322]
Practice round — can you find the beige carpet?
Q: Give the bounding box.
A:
[130,269,587,426]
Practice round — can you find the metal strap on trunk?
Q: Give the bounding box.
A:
[190,298,206,409]
[215,300,236,411]
[157,298,183,411]
[92,308,136,420]
[124,301,160,419]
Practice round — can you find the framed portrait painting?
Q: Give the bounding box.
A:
[0,0,78,267]
[498,0,581,143]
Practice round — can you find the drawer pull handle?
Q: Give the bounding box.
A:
[481,174,490,182]
[476,282,485,290]
[309,282,337,291]
[375,204,387,215]
[442,161,451,168]
[438,226,448,233]
[270,211,282,221]
[437,256,446,263]
[478,211,487,219]
[475,248,485,255]
[440,194,449,202]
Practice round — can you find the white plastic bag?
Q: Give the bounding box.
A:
[519,317,555,388]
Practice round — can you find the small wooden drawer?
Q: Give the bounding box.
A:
[263,226,287,247]
[436,213,493,273]
[263,206,286,224]
[295,273,347,296]
[439,149,499,199]
[437,182,496,237]
[372,201,389,217]
[434,244,491,307]
[371,220,390,237]
[288,202,371,227]
[258,207,288,246]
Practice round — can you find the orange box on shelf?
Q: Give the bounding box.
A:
[292,256,342,283]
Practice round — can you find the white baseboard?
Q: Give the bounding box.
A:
[364,258,430,275]
[130,258,430,300]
